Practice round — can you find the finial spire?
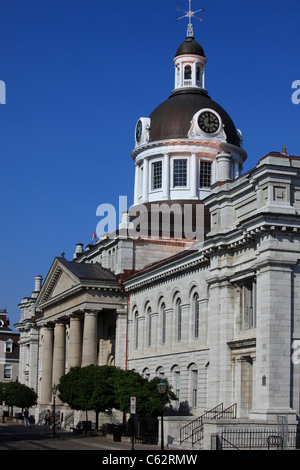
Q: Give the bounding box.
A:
[176,0,204,37]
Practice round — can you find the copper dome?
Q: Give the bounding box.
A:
[149,88,241,147]
[175,36,205,58]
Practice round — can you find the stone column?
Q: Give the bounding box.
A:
[40,324,54,405]
[82,310,98,366]
[68,315,82,369]
[52,321,66,388]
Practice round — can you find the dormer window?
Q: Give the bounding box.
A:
[5,339,13,353]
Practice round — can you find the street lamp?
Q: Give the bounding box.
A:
[2,386,6,424]
[157,381,167,451]
[52,384,58,436]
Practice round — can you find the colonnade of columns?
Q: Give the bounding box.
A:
[40,310,101,405]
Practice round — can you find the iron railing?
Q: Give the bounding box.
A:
[180,403,237,445]
[219,427,299,450]
[180,403,223,444]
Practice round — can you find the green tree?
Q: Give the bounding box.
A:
[57,366,176,422]
[58,365,117,413]
[0,381,37,410]
[113,368,147,414]
[142,376,176,417]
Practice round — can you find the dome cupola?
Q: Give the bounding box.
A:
[131,2,247,209]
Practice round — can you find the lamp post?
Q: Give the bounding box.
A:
[52,384,58,436]
[157,381,167,451]
[2,386,6,423]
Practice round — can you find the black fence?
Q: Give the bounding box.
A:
[213,427,300,450]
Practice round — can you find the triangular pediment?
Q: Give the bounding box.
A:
[36,258,80,306]
[36,257,118,308]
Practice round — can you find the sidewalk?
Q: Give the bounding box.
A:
[0,421,171,451]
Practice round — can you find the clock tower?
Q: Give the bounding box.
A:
[131,25,247,214]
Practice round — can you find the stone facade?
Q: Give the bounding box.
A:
[14,26,300,446]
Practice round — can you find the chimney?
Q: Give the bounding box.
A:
[73,243,84,259]
[34,275,43,292]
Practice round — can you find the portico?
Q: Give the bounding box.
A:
[36,257,126,406]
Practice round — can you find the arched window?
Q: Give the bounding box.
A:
[161,302,166,345]
[134,310,139,350]
[184,65,192,79]
[193,293,199,339]
[142,368,150,381]
[156,366,165,379]
[147,306,152,347]
[191,368,198,408]
[176,298,182,342]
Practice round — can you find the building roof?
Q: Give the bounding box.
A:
[56,257,117,282]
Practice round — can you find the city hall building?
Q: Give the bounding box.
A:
[15,21,300,448]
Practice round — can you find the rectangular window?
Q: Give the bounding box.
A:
[4,365,11,379]
[200,161,212,188]
[152,161,162,190]
[173,159,187,187]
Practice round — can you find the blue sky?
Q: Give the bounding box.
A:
[0,0,299,329]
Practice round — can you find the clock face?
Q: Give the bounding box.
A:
[135,120,143,142]
[198,111,220,134]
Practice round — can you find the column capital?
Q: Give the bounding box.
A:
[54,318,68,325]
[67,311,84,320]
[80,308,101,315]
[116,308,127,316]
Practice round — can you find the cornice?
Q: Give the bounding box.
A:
[131,138,247,163]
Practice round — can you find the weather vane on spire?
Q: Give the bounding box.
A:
[176,0,204,37]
